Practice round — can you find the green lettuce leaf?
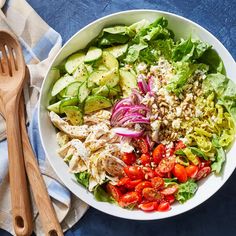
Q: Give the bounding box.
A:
[93,185,115,203]
[211,147,226,174]
[172,37,211,62]
[197,48,226,74]
[74,171,90,188]
[139,39,174,63]
[166,61,197,95]
[175,180,198,204]
[124,43,148,63]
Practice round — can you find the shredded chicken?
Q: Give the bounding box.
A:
[51,109,126,191]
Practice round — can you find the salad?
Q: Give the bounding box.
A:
[47,17,236,212]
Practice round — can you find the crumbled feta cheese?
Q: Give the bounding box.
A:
[172,119,181,129]
[176,107,182,117]
[137,62,147,72]
[151,120,161,132]
[150,65,159,73]
[135,124,142,131]
[120,142,134,153]
[186,93,193,101]
[195,108,203,117]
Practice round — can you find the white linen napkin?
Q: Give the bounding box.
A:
[0,0,89,235]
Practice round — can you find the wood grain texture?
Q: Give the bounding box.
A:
[19,75,64,236]
[0,30,33,236]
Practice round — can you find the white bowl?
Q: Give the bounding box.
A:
[39,10,236,220]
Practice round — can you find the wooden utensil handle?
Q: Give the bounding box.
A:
[5,99,33,236]
[19,96,64,236]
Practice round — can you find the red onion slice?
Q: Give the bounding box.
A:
[112,127,144,138]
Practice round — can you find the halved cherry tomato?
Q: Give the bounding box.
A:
[140,153,151,165]
[185,165,199,179]
[157,157,175,173]
[125,179,142,189]
[143,167,157,179]
[165,195,175,204]
[142,188,164,202]
[161,185,178,195]
[198,160,211,169]
[134,137,149,154]
[122,152,136,165]
[138,201,158,212]
[124,166,144,180]
[154,168,165,177]
[173,164,188,183]
[135,181,152,193]
[153,144,166,164]
[157,201,170,212]
[175,140,186,151]
[117,177,130,186]
[151,177,164,190]
[106,183,122,201]
[195,166,211,180]
[119,191,141,208]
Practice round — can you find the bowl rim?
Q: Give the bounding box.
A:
[38,9,236,220]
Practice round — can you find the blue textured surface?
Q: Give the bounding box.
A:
[1,0,236,235]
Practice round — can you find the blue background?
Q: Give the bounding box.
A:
[1,0,236,235]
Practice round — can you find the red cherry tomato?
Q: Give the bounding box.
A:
[157,201,171,212]
[175,140,186,151]
[122,152,136,165]
[160,185,178,195]
[142,188,164,202]
[195,167,211,180]
[135,181,152,193]
[199,160,211,169]
[143,167,157,180]
[157,157,175,173]
[185,165,199,179]
[154,168,165,178]
[125,179,142,189]
[172,164,188,183]
[151,177,164,190]
[165,195,175,204]
[134,137,149,154]
[153,144,166,164]
[124,166,145,180]
[117,177,130,186]
[119,191,141,208]
[106,183,122,201]
[138,201,159,212]
[140,153,151,165]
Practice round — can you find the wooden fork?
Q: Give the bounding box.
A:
[0,30,33,236]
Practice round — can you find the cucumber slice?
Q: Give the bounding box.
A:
[73,63,88,82]
[84,46,102,63]
[84,95,112,114]
[51,74,75,96]
[85,64,93,74]
[47,101,61,113]
[63,106,83,125]
[119,69,137,97]
[104,44,128,58]
[92,86,110,97]
[101,51,119,70]
[78,81,90,103]
[60,97,78,113]
[65,52,85,74]
[64,81,81,97]
[88,69,119,88]
[97,65,109,71]
[109,86,121,97]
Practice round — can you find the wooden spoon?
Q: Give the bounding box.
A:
[0,31,33,235]
[19,68,64,236]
